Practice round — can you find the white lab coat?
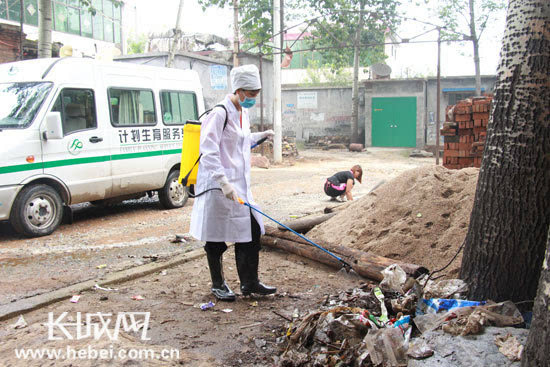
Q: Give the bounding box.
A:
[190,95,265,243]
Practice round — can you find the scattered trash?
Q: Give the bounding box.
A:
[494,333,524,361]
[132,295,145,301]
[94,284,118,291]
[365,327,408,366]
[99,296,108,301]
[221,309,233,313]
[373,287,389,324]
[172,234,187,243]
[12,315,27,329]
[407,339,434,359]
[200,301,215,311]
[416,298,485,315]
[255,338,267,348]
[160,270,168,276]
[96,264,107,269]
[380,264,408,293]
[190,283,198,288]
[422,278,469,299]
[69,295,80,303]
[416,213,422,218]
[250,301,258,307]
[160,319,176,325]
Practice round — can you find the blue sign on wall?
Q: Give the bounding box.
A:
[210,65,228,90]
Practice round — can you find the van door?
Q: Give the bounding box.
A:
[41,87,112,203]
[108,87,165,195]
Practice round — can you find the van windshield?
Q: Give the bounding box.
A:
[0,82,53,128]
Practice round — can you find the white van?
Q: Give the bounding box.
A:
[0,57,205,237]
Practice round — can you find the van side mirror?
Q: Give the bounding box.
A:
[42,112,63,140]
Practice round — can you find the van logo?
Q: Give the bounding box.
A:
[8,66,19,76]
[68,139,83,155]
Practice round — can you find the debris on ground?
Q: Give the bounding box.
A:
[12,315,27,329]
[409,150,434,158]
[309,165,479,278]
[495,333,524,361]
[275,275,527,367]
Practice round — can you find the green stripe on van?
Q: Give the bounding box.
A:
[0,162,43,174]
[0,149,183,175]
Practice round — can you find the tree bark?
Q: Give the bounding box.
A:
[468,0,482,96]
[351,0,365,144]
[459,0,550,303]
[277,213,336,233]
[263,226,428,281]
[522,226,550,366]
[38,0,52,58]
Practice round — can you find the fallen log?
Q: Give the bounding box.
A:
[262,226,428,282]
[277,213,337,233]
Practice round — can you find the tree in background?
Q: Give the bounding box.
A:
[415,0,507,95]
[459,0,550,305]
[306,0,398,143]
[127,34,148,55]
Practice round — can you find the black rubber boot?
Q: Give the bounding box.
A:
[235,244,276,296]
[205,242,235,302]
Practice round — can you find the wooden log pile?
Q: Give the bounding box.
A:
[261,226,428,282]
[440,96,492,169]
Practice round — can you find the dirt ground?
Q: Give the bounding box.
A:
[0,148,438,366]
[0,148,435,305]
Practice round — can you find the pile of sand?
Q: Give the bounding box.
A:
[309,165,479,277]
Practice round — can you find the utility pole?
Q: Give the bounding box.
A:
[351,0,365,144]
[37,0,52,58]
[166,0,184,67]
[233,0,239,66]
[19,0,24,60]
[436,27,441,165]
[273,0,282,163]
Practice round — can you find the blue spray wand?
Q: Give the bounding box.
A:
[238,198,354,272]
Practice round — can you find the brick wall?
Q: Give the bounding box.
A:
[441,96,492,169]
[0,24,23,64]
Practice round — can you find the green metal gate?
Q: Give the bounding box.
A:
[372,97,417,147]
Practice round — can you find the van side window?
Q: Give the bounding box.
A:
[160,91,198,125]
[109,88,156,126]
[51,88,97,135]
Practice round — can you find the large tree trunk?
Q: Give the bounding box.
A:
[522,226,550,366]
[38,0,52,58]
[459,0,550,303]
[468,0,482,96]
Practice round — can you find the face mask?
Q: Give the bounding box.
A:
[239,96,256,109]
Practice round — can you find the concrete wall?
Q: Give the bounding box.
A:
[281,75,496,148]
[115,52,274,130]
[281,85,366,141]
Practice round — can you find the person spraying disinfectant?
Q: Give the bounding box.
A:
[189,64,276,302]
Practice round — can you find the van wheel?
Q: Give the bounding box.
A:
[159,170,188,209]
[10,184,64,237]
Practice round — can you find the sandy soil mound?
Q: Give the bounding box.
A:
[309,165,479,277]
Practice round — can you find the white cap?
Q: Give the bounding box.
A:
[230,64,261,92]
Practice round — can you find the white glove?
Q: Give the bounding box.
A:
[260,129,274,139]
[218,178,239,202]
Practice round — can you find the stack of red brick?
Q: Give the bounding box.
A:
[440,96,492,169]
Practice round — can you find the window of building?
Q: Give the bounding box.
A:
[24,0,38,26]
[0,0,121,44]
[160,91,198,125]
[109,88,157,126]
[51,88,97,135]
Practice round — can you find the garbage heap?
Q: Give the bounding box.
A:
[440,96,492,169]
[276,265,525,367]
